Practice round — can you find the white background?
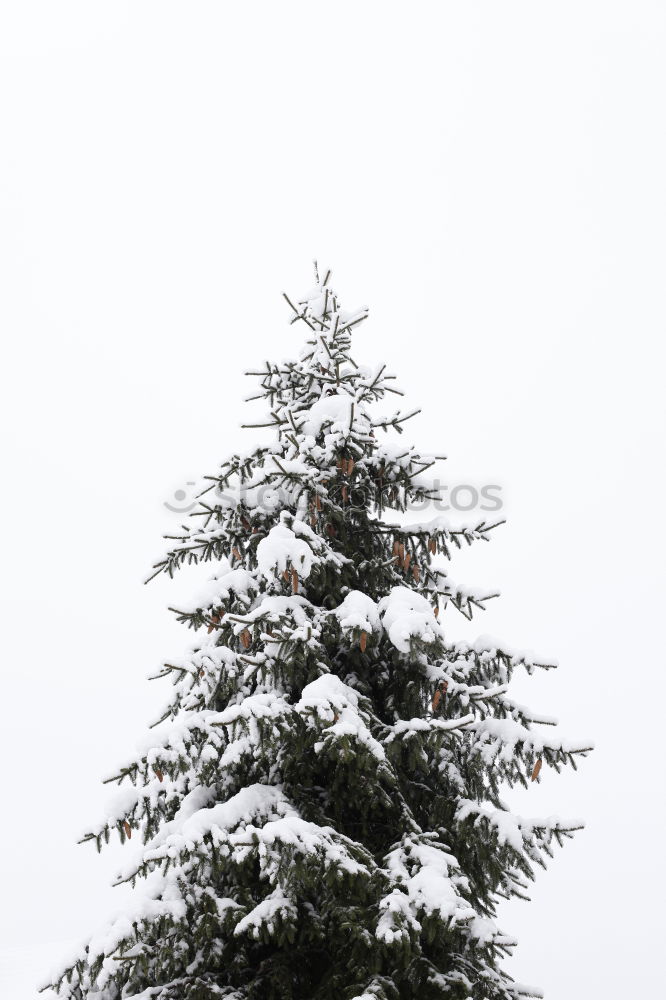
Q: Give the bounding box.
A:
[1,2,665,997]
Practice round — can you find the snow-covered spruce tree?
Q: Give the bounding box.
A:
[46,270,591,1000]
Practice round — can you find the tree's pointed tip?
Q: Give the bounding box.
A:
[313,260,332,287]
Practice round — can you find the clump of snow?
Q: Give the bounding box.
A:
[256,512,346,583]
[332,590,381,633]
[50,871,194,993]
[456,800,584,853]
[234,886,296,939]
[187,567,257,612]
[244,594,313,628]
[299,673,359,710]
[470,716,593,763]
[298,392,355,438]
[257,521,316,580]
[297,674,385,761]
[377,834,478,946]
[385,713,475,742]
[213,691,292,731]
[379,586,442,653]
[136,784,294,869]
[373,440,419,469]
[470,634,557,668]
[117,780,375,895]
[240,814,369,879]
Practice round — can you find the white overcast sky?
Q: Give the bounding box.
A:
[1,3,665,998]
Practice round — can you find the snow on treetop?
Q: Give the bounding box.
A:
[297,392,357,438]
